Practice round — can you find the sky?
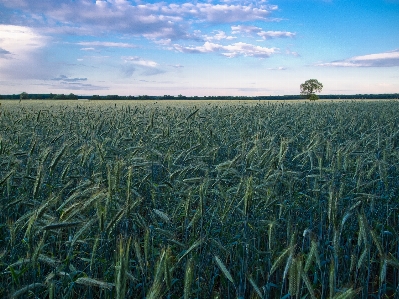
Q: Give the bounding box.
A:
[0,0,398,96]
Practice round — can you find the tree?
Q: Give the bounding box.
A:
[54,94,66,100]
[20,92,29,100]
[68,93,78,100]
[300,79,323,101]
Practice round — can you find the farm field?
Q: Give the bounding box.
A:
[1,100,399,298]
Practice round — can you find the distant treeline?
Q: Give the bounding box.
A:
[1,93,398,100]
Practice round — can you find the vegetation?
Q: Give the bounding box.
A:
[1,100,399,298]
[20,92,29,100]
[0,93,398,101]
[300,79,324,101]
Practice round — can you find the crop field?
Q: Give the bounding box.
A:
[1,99,399,298]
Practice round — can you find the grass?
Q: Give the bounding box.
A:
[0,99,399,298]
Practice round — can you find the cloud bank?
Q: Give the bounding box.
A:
[0,25,53,79]
[77,41,138,48]
[122,56,165,76]
[52,75,88,82]
[0,0,279,40]
[317,49,399,67]
[174,41,278,58]
[231,25,295,39]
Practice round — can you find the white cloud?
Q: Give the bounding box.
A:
[221,42,277,58]
[356,52,399,61]
[268,67,286,70]
[0,24,47,58]
[77,41,138,48]
[174,41,278,58]
[123,56,158,67]
[179,3,273,23]
[122,56,165,76]
[231,25,262,34]
[0,25,53,79]
[231,25,295,40]
[0,1,279,40]
[316,49,399,67]
[257,30,295,39]
[174,41,223,54]
[204,30,236,41]
[1,1,185,39]
[154,39,172,45]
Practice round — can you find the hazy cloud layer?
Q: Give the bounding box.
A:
[51,75,88,82]
[268,66,286,70]
[204,30,236,41]
[317,49,399,67]
[77,41,138,48]
[174,41,278,58]
[0,0,295,70]
[0,0,278,40]
[123,56,158,68]
[257,31,295,40]
[122,56,165,76]
[50,82,109,90]
[231,25,263,34]
[0,25,55,80]
[231,25,295,39]
[0,25,48,56]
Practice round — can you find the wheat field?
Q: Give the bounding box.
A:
[0,99,398,298]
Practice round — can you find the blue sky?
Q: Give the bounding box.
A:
[0,0,398,96]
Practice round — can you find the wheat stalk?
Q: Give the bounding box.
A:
[76,277,115,289]
[214,255,235,285]
[11,283,45,298]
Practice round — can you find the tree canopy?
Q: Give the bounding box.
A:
[20,92,29,100]
[300,79,323,101]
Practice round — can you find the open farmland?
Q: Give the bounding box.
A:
[1,100,399,298]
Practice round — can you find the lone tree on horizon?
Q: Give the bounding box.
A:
[300,79,323,101]
[20,92,29,100]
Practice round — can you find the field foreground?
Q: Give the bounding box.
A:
[1,100,399,298]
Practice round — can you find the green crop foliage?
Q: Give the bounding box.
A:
[0,99,399,298]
